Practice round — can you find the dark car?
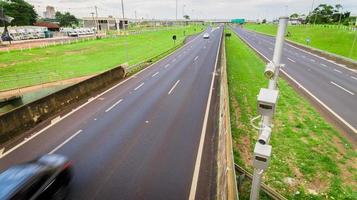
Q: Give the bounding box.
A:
[0,154,72,200]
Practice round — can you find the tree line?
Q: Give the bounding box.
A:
[0,0,78,27]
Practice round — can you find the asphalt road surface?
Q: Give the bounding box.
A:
[232,27,357,137]
[0,26,223,200]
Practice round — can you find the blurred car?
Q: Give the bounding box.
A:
[0,154,72,200]
[203,33,210,39]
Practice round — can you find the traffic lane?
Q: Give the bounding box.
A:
[58,30,223,199]
[233,28,357,130]
[0,29,208,170]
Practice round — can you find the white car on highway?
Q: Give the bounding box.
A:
[203,33,210,39]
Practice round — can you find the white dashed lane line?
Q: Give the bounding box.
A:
[152,72,159,77]
[334,69,342,73]
[164,64,170,68]
[287,58,296,63]
[105,99,123,113]
[330,81,355,95]
[351,76,357,81]
[134,83,144,91]
[194,56,199,61]
[168,80,180,95]
[320,63,327,67]
[49,130,83,154]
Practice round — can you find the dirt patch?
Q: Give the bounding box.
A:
[307,176,329,194]
[231,96,241,129]
[237,135,253,166]
[64,48,91,55]
[339,158,357,190]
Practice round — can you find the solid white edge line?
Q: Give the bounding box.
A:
[105,99,123,113]
[233,28,357,134]
[287,58,296,63]
[48,130,82,154]
[168,80,180,95]
[330,81,355,95]
[152,71,160,77]
[134,82,144,91]
[188,28,223,200]
[0,30,206,160]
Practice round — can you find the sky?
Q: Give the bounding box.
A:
[27,0,357,20]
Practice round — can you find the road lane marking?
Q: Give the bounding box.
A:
[168,80,180,95]
[105,99,123,112]
[287,58,296,63]
[232,28,357,134]
[194,56,199,61]
[351,76,357,81]
[164,64,170,68]
[320,63,327,67]
[0,29,207,160]
[134,82,144,91]
[152,72,159,77]
[49,130,82,154]
[330,81,354,95]
[310,59,315,62]
[189,29,222,200]
[334,69,342,73]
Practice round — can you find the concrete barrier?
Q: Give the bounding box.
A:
[216,32,239,200]
[0,66,125,145]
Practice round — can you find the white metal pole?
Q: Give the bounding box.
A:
[249,16,288,200]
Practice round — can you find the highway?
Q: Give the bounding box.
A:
[0,26,223,199]
[232,27,357,137]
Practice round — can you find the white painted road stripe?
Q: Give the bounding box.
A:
[105,99,123,113]
[233,28,357,134]
[152,72,159,77]
[189,29,222,200]
[351,76,357,81]
[49,130,82,154]
[321,63,327,67]
[168,80,180,95]
[310,59,315,62]
[134,83,144,91]
[330,81,354,95]
[334,69,342,73]
[164,64,170,68]
[287,58,296,63]
[194,56,199,61]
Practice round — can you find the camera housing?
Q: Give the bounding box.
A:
[264,62,276,79]
[257,88,279,117]
[253,143,272,171]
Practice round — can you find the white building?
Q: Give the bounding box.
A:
[43,6,55,19]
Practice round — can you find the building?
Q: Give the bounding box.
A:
[83,16,128,31]
[43,6,55,19]
[34,22,60,31]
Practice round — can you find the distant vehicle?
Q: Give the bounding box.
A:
[203,33,210,39]
[0,154,72,200]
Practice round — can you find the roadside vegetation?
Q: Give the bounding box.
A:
[243,23,357,60]
[225,28,356,199]
[0,25,203,91]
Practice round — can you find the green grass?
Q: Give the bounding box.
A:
[225,28,357,199]
[244,24,357,61]
[0,25,204,91]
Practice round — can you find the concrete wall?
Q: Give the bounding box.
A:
[0,66,125,145]
[216,33,239,199]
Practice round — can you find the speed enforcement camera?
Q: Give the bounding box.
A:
[253,143,272,171]
[264,62,276,79]
[257,88,279,117]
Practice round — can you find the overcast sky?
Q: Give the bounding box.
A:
[27,0,357,20]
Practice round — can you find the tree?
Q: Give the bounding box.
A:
[307,3,352,25]
[0,0,37,26]
[290,13,299,18]
[262,19,267,24]
[55,11,78,27]
[183,15,190,20]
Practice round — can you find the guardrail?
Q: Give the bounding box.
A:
[234,164,287,200]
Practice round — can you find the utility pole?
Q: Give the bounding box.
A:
[349,18,357,58]
[249,17,288,200]
[308,0,315,24]
[94,6,99,33]
[121,0,129,64]
[182,4,186,19]
[90,12,97,38]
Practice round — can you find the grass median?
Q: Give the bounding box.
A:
[225,28,356,199]
[0,25,204,91]
[244,24,357,61]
